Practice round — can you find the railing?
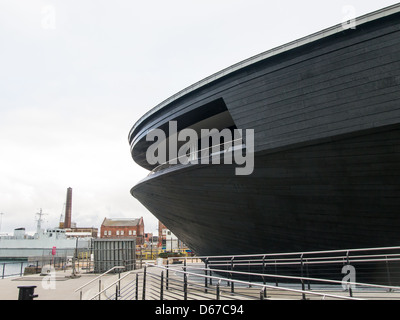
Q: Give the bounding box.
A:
[187,246,400,295]
[0,255,92,279]
[93,257,138,274]
[90,270,142,300]
[148,138,245,176]
[1,260,29,279]
[91,246,400,300]
[96,262,365,301]
[178,264,400,299]
[146,263,365,300]
[75,266,126,300]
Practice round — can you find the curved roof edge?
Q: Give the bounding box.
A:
[129,3,400,138]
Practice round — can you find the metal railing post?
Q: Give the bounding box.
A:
[230,261,235,294]
[260,289,264,300]
[117,270,121,299]
[345,251,353,298]
[228,257,234,289]
[301,279,306,300]
[248,261,251,287]
[216,280,221,300]
[142,266,147,300]
[166,260,169,290]
[204,258,208,293]
[262,255,266,290]
[385,257,393,288]
[184,269,188,300]
[135,273,139,300]
[306,258,311,290]
[160,271,164,300]
[301,255,306,300]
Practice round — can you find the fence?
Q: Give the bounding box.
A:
[1,260,29,279]
[80,246,400,300]
[93,239,137,273]
[196,246,400,289]
[0,256,87,279]
[0,246,93,279]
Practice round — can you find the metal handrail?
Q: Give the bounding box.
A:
[89,270,137,300]
[207,256,400,267]
[165,246,400,297]
[204,252,400,264]
[167,247,400,272]
[189,246,400,261]
[146,263,363,300]
[90,246,400,300]
[178,265,400,293]
[148,138,244,176]
[74,266,125,299]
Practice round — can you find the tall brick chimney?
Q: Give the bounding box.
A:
[64,187,72,228]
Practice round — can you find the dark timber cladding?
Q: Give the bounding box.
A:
[128,5,400,256]
[132,125,400,255]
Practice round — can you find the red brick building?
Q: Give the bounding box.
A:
[100,217,144,244]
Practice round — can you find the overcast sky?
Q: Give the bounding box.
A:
[0,0,398,234]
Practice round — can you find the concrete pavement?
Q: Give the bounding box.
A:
[0,269,105,300]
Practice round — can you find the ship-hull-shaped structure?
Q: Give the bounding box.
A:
[129,5,400,257]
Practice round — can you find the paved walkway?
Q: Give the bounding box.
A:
[2,263,400,300]
[0,269,103,300]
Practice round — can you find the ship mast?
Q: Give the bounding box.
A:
[35,208,47,237]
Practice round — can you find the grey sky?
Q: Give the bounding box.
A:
[0,0,398,234]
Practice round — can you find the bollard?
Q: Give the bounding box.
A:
[18,286,38,300]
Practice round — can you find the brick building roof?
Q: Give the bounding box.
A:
[101,218,143,227]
